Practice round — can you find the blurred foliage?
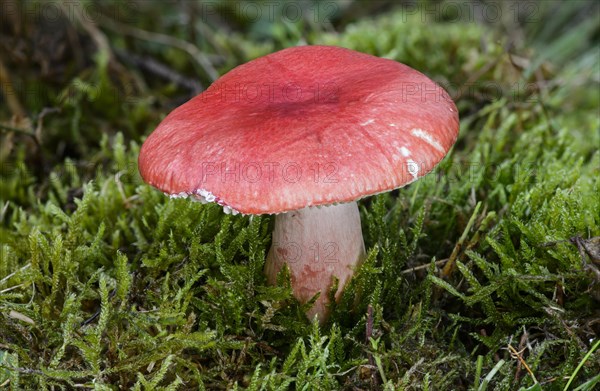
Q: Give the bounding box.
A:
[1,0,599,389]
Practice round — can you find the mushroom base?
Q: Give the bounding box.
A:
[265,202,366,323]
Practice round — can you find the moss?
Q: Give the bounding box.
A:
[1,1,599,389]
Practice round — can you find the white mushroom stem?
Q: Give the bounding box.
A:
[265,201,366,323]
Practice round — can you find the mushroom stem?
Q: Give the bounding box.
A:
[265,201,366,323]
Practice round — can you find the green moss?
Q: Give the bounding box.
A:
[1,1,599,389]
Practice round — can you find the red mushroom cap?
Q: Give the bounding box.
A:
[139,45,459,214]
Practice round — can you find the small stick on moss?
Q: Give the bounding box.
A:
[572,236,600,281]
[0,124,38,145]
[513,328,530,385]
[442,202,482,277]
[0,263,30,286]
[80,289,116,327]
[507,343,537,385]
[401,258,448,274]
[542,236,600,280]
[0,283,25,294]
[365,304,379,387]
[571,236,600,264]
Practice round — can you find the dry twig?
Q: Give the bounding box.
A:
[94,12,219,81]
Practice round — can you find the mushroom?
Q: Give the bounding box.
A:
[138,45,459,323]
